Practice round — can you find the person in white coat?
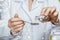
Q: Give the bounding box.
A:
[0,0,60,40]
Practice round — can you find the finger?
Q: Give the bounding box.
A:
[50,7,56,15]
[41,7,48,16]
[53,11,58,16]
[44,7,51,16]
[50,11,58,18]
[13,27,23,33]
[8,19,13,28]
[12,21,24,26]
[13,24,24,30]
[11,18,23,22]
[10,23,24,31]
[14,13,19,18]
[9,18,24,28]
[51,11,58,22]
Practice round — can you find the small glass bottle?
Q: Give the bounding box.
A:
[35,15,49,22]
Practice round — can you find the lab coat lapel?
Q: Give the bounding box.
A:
[22,0,29,13]
[32,1,39,10]
[32,0,44,11]
[22,0,33,22]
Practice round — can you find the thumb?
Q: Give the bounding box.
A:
[14,13,19,18]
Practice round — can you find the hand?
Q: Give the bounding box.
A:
[41,7,59,24]
[8,14,25,34]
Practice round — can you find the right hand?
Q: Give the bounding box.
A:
[8,14,25,34]
[41,7,59,24]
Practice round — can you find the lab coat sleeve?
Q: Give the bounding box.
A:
[44,22,53,40]
[0,14,22,40]
[9,30,23,40]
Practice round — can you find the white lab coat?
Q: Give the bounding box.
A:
[0,0,60,40]
[0,0,10,36]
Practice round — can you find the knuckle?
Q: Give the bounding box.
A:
[51,7,56,10]
[54,12,58,16]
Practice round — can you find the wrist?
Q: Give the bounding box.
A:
[10,30,19,36]
[51,18,59,25]
[10,30,23,38]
